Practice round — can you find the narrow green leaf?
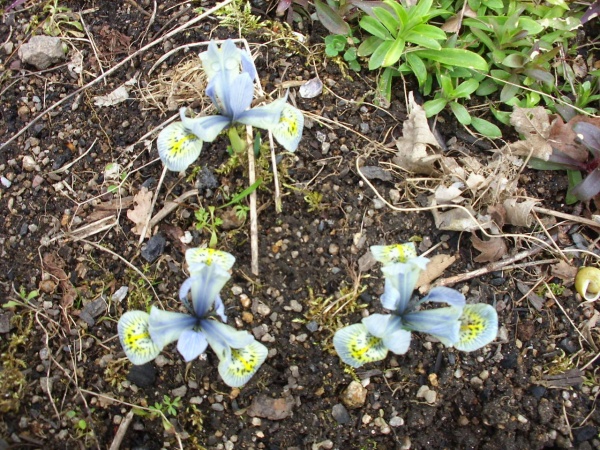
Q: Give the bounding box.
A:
[449,101,472,125]
[405,53,427,86]
[566,170,583,205]
[423,98,448,117]
[358,36,383,57]
[373,7,400,37]
[408,0,434,27]
[384,0,408,28]
[410,24,446,41]
[405,31,442,50]
[382,37,405,67]
[501,53,526,69]
[471,117,502,138]
[315,0,351,35]
[476,78,499,96]
[369,40,393,70]
[415,48,488,71]
[377,67,397,106]
[219,179,263,209]
[360,15,392,40]
[452,78,479,99]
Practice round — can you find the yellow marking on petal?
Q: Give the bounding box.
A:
[186,247,235,271]
[333,324,388,368]
[218,341,267,387]
[371,243,417,265]
[118,311,161,365]
[455,304,498,352]
[157,122,203,172]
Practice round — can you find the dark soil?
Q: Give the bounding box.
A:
[1,1,600,450]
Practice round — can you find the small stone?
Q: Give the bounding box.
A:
[190,397,203,405]
[331,403,351,424]
[340,381,367,409]
[289,300,302,312]
[416,385,437,404]
[389,416,404,427]
[240,294,251,308]
[242,311,254,324]
[141,234,166,263]
[574,425,597,443]
[22,155,36,172]
[0,313,14,333]
[254,302,271,317]
[328,243,339,255]
[247,395,295,420]
[211,403,224,412]
[171,385,188,397]
[154,355,170,367]
[79,296,108,326]
[458,416,470,426]
[127,363,156,388]
[18,35,66,70]
[372,198,385,209]
[231,285,243,295]
[306,321,319,332]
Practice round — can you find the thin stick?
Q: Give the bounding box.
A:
[247,126,259,275]
[108,410,135,450]
[268,131,282,212]
[148,189,199,229]
[138,165,167,244]
[0,0,234,150]
[534,206,600,230]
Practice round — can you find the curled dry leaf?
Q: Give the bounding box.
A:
[416,253,457,292]
[505,107,553,161]
[127,187,153,237]
[42,253,77,310]
[393,92,441,175]
[550,259,578,284]
[471,234,507,263]
[503,198,539,227]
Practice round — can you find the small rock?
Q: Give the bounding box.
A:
[0,313,14,333]
[211,403,224,412]
[141,233,166,263]
[79,296,108,326]
[253,301,271,317]
[111,286,129,303]
[331,403,351,424]
[289,300,302,312]
[340,381,367,409]
[530,385,546,400]
[559,337,578,355]
[127,363,156,387]
[574,425,597,443]
[247,395,295,420]
[306,321,319,332]
[389,416,404,427]
[22,155,36,172]
[154,354,170,367]
[538,398,554,424]
[18,35,66,70]
[416,385,437,404]
[171,385,187,397]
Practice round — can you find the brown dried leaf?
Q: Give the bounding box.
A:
[393,92,441,175]
[127,187,153,237]
[417,254,456,292]
[550,260,577,284]
[507,107,553,161]
[488,204,506,229]
[471,234,507,263]
[43,253,77,310]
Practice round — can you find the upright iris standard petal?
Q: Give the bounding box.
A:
[454,304,498,352]
[199,39,257,83]
[207,71,254,119]
[179,263,231,318]
[185,247,236,272]
[333,323,389,368]
[402,307,463,347]
[180,108,231,143]
[156,121,203,172]
[380,257,429,313]
[419,286,466,308]
[177,328,209,362]
[271,103,304,152]
[218,340,268,387]
[118,311,162,365]
[371,242,418,265]
[148,306,197,349]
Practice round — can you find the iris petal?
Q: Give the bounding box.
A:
[185,247,236,272]
[117,311,162,365]
[402,307,463,347]
[148,306,196,349]
[454,304,498,352]
[156,122,203,172]
[380,257,429,313]
[419,286,466,308]
[271,103,304,152]
[202,320,255,350]
[177,329,209,362]
[333,323,388,368]
[180,263,231,318]
[370,243,418,265]
[218,340,268,387]
[236,96,287,130]
[180,109,231,142]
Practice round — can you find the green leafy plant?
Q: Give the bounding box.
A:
[41,0,84,37]
[324,35,361,71]
[424,74,502,137]
[150,395,182,417]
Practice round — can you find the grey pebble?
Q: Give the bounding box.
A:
[331,403,351,424]
[141,233,166,263]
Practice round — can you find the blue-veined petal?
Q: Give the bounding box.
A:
[419,286,466,308]
[380,257,429,313]
[240,48,257,80]
[454,304,498,352]
[177,328,209,362]
[200,40,240,82]
[370,243,418,265]
[271,103,304,152]
[333,323,388,368]
[180,108,230,142]
[382,328,412,355]
[156,121,203,172]
[214,295,227,322]
[218,340,268,387]
[202,320,255,351]
[118,311,162,365]
[402,307,462,347]
[185,247,236,272]
[362,313,395,338]
[179,263,231,318]
[236,96,287,131]
[148,306,197,349]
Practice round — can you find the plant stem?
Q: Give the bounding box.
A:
[246,126,259,275]
[228,127,246,154]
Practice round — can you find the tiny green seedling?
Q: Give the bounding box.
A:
[325,35,361,71]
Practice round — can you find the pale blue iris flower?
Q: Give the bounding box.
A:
[157,40,304,172]
[117,248,267,387]
[334,243,498,368]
